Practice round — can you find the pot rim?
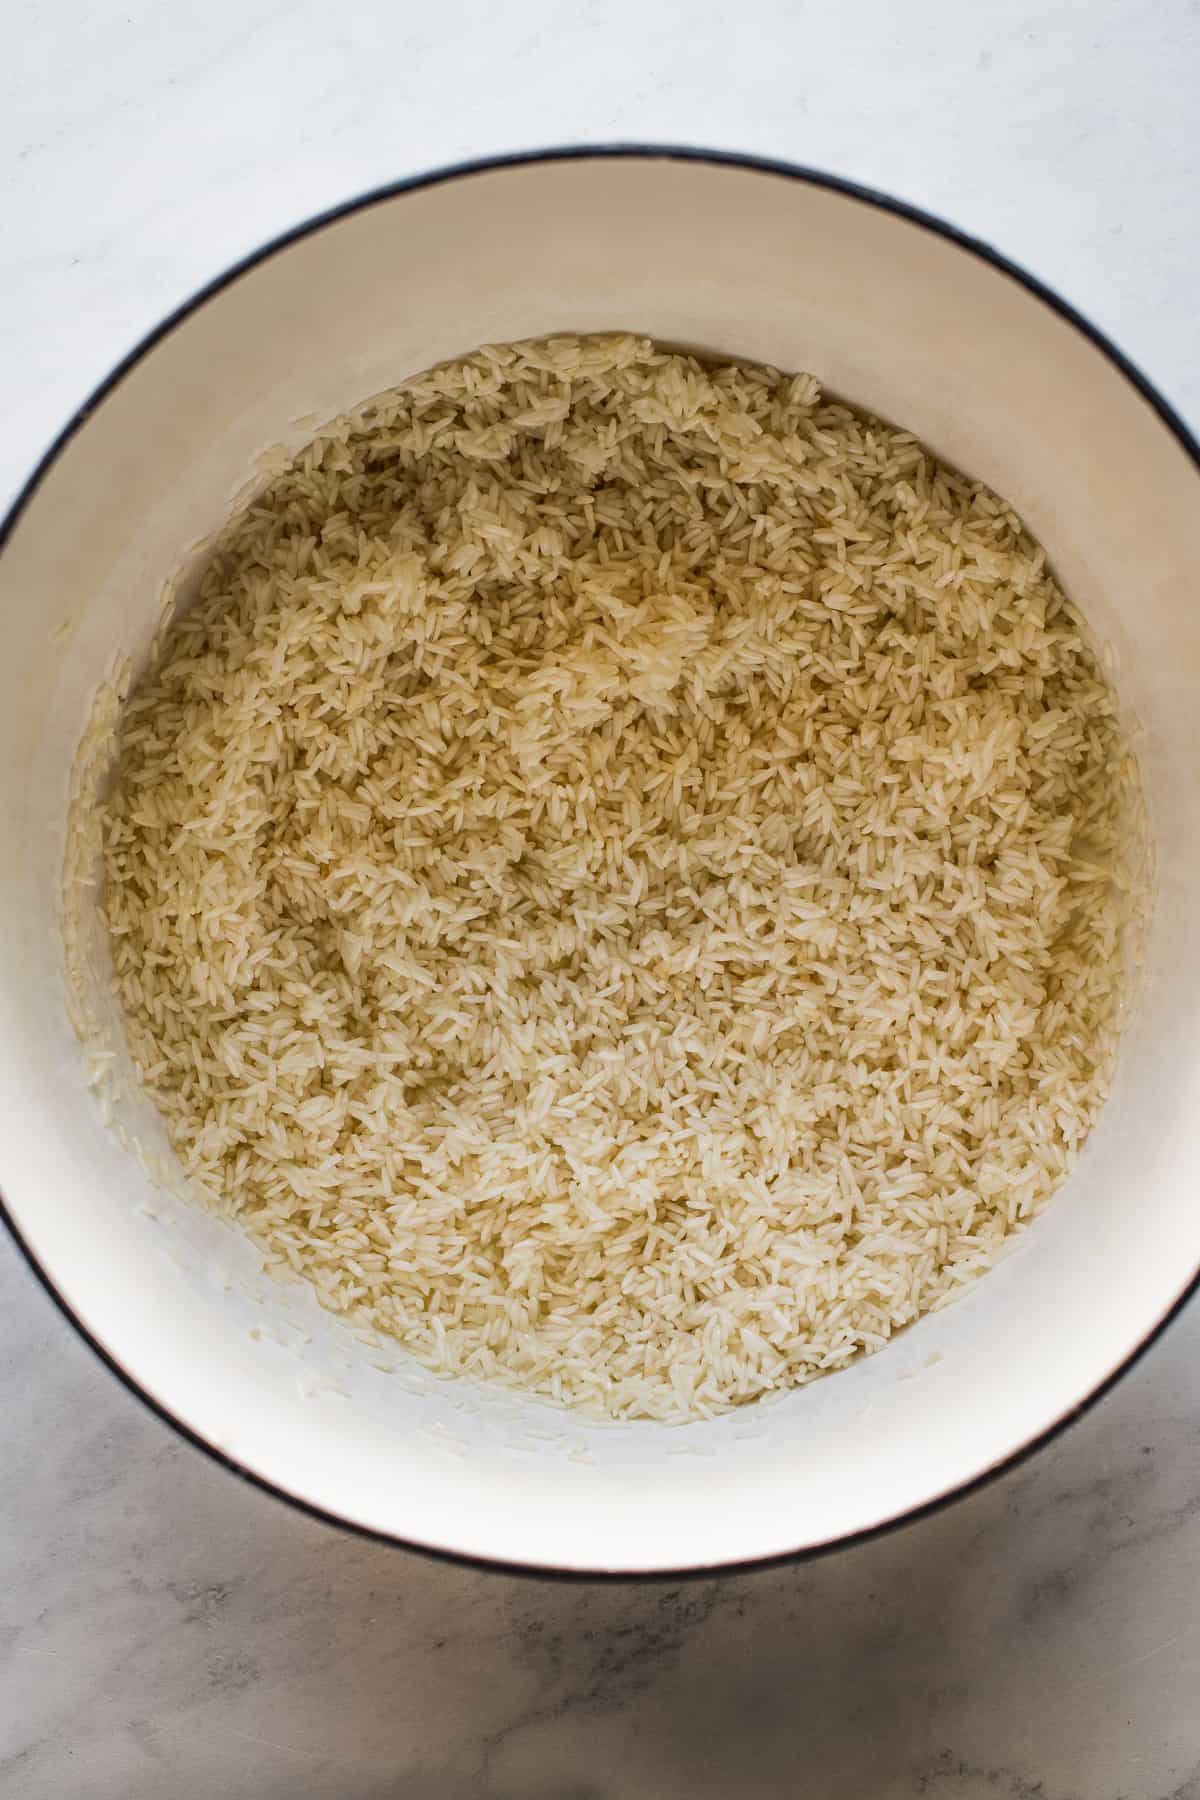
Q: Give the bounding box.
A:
[3,142,1197,1580]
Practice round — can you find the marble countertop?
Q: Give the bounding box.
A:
[3,3,1200,1794]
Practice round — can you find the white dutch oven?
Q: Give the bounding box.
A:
[2,150,1198,1576]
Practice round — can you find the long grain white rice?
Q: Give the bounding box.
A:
[73,334,1146,1420]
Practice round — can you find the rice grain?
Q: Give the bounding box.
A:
[79,334,1145,1420]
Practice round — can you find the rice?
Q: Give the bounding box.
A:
[75,333,1145,1421]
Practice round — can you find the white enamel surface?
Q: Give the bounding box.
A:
[1,154,1198,1573]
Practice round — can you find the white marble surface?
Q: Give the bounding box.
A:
[3,2,1200,1794]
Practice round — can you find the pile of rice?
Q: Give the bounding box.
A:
[89,334,1143,1420]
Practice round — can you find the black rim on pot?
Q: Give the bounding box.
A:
[2,144,1198,1581]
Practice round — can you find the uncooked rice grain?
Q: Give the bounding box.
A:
[74,334,1146,1420]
